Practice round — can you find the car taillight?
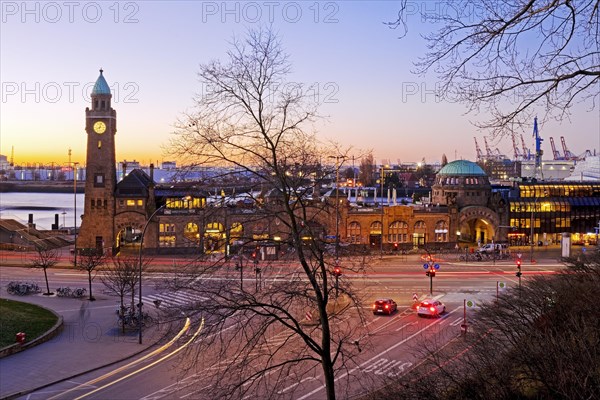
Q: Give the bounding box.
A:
[372,304,376,309]
[429,306,435,312]
[385,304,389,309]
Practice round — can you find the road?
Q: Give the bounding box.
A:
[3,251,565,399]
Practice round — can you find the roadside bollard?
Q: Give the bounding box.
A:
[15,332,26,344]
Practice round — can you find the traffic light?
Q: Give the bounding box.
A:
[429,268,436,277]
[516,258,522,277]
[393,242,399,251]
[426,270,430,277]
[516,258,522,267]
[334,266,342,277]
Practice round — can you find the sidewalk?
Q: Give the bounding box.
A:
[0,291,164,400]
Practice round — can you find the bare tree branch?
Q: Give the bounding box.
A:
[390,0,600,137]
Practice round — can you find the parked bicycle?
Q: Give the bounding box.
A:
[56,287,87,298]
[6,281,41,296]
[116,306,153,328]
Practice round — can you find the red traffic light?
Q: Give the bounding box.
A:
[516,258,522,267]
[333,266,342,276]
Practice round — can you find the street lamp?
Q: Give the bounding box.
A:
[68,162,80,268]
[138,196,190,344]
[328,156,344,261]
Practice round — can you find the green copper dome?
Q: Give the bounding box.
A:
[92,69,111,95]
[438,160,486,176]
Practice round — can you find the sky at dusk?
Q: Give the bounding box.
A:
[1,1,598,167]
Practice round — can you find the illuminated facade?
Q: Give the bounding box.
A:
[507,182,600,246]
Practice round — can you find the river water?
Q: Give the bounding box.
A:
[0,192,85,230]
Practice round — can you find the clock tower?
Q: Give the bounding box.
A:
[78,69,118,254]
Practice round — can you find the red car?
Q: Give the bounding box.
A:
[372,298,397,315]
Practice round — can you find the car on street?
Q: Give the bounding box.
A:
[477,243,508,253]
[372,298,397,315]
[417,299,446,317]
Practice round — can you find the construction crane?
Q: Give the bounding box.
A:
[549,137,563,160]
[483,137,494,158]
[533,117,544,180]
[561,136,576,160]
[474,137,484,162]
[511,132,522,160]
[520,132,531,160]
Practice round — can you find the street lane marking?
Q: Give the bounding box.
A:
[295,310,456,400]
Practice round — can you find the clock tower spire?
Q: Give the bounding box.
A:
[78,69,118,254]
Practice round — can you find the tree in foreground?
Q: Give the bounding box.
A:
[102,256,146,332]
[29,245,60,295]
[370,249,600,400]
[390,0,599,136]
[77,249,106,301]
[167,28,369,400]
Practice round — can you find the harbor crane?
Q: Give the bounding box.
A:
[549,137,563,160]
[511,132,522,160]
[474,137,484,162]
[561,136,577,160]
[532,117,544,180]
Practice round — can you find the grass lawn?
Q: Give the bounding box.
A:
[0,298,58,348]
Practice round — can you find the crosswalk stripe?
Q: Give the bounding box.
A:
[143,292,208,307]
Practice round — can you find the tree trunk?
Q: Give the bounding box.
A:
[43,268,51,295]
[88,272,95,301]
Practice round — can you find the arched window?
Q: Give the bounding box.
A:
[435,220,448,242]
[348,221,361,243]
[388,221,408,243]
[183,222,199,246]
[229,222,243,244]
[370,221,382,235]
[413,220,426,246]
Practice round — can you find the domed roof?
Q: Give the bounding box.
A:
[92,69,111,95]
[438,160,486,176]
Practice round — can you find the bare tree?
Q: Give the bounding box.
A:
[359,152,375,186]
[102,256,144,332]
[389,0,600,136]
[77,249,106,301]
[29,244,60,295]
[167,27,369,400]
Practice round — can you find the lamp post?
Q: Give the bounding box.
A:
[70,162,79,268]
[380,166,384,259]
[328,156,344,261]
[138,196,189,344]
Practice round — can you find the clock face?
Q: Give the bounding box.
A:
[93,121,106,134]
